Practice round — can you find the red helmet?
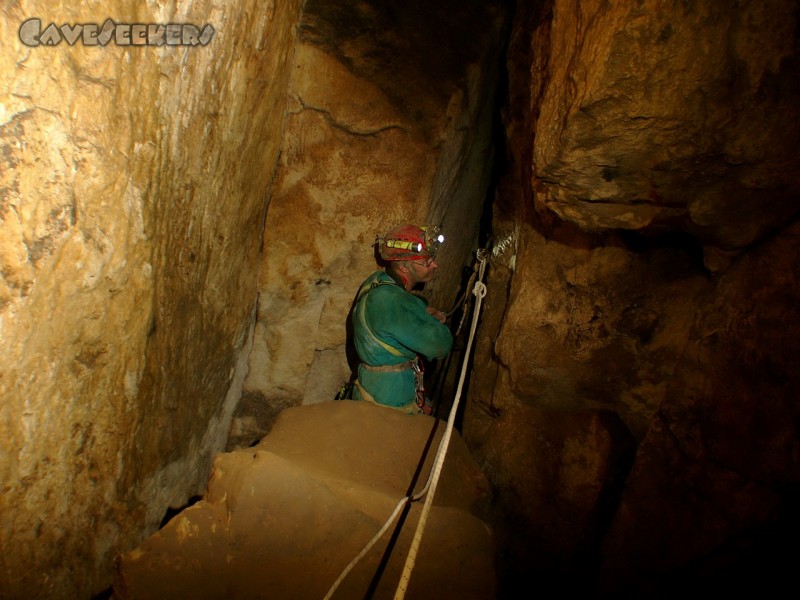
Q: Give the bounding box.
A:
[376,224,445,261]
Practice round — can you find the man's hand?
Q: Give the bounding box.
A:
[426,306,447,323]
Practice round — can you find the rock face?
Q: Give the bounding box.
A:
[464,0,800,596]
[114,401,495,600]
[598,222,800,596]
[0,1,305,598]
[238,0,507,421]
[534,0,800,251]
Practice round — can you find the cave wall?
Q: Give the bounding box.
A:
[0,1,304,597]
[464,0,800,595]
[235,0,507,441]
[3,0,798,597]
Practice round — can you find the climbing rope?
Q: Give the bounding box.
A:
[323,249,489,600]
[393,249,487,599]
[446,258,479,337]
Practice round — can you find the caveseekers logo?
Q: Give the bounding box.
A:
[18,18,215,47]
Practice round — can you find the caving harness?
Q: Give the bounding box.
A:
[351,276,432,414]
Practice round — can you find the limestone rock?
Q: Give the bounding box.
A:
[474,403,635,594]
[0,1,305,597]
[114,401,496,600]
[4,0,799,598]
[598,220,800,594]
[464,0,800,595]
[533,0,800,249]
[240,0,507,426]
[470,221,708,441]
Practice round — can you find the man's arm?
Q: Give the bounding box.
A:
[426,306,446,323]
[368,288,453,360]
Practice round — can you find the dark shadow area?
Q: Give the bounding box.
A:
[488,411,638,600]
[226,390,293,451]
[299,0,509,131]
[426,20,512,427]
[158,495,202,530]
[616,228,709,276]
[646,485,800,600]
[428,259,487,431]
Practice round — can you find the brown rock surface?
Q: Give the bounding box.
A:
[114,401,495,600]
[534,0,800,249]
[239,0,507,420]
[598,220,800,595]
[0,1,305,597]
[3,0,799,597]
[464,0,800,596]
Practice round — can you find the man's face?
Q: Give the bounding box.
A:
[407,256,438,284]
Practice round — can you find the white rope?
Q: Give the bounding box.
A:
[322,475,437,600]
[322,496,406,600]
[393,252,487,600]
[323,250,488,600]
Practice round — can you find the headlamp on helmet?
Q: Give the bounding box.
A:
[377,224,445,261]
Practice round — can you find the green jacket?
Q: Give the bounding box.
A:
[352,270,453,408]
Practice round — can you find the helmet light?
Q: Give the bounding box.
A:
[421,225,444,255]
[377,224,445,261]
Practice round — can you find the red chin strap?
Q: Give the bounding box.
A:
[387,264,412,290]
[394,269,412,289]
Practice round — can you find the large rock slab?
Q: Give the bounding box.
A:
[115,401,496,599]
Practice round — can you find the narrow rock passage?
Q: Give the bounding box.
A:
[113,401,496,599]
